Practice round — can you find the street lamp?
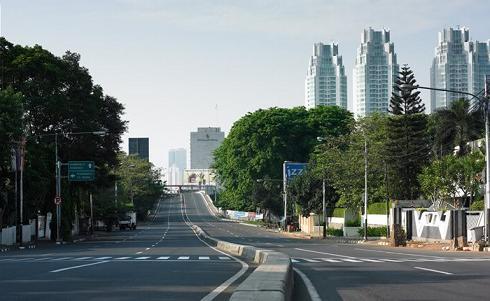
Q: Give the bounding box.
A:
[401,78,490,242]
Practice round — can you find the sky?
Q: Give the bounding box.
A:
[1,0,489,174]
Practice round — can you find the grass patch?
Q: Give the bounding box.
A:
[367,202,388,214]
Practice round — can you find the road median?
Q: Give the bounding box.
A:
[191,224,293,301]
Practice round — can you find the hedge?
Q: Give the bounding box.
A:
[331,208,345,218]
[470,199,484,211]
[357,226,387,237]
[327,228,343,237]
[367,202,388,215]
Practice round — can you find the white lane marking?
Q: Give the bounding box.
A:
[317,258,341,263]
[379,259,404,262]
[135,257,150,260]
[294,267,322,301]
[50,261,109,273]
[359,258,383,263]
[136,252,143,254]
[303,258,321,263]
[95,257,112,260]
[77,257,92,260]
[414,266,454,275]
[341,258,363,263]
[291,259,299,263]
[295,248,359,259]
[183,193,249,301]
[354,248,444,258]
[178,256,190,260]
[199,256,210,260]
[218,256,231,260]
[52,257,71,261]
[145,248,150,250]
[115,257,130,260]
[157,256,170,260]
[34,258,51,261]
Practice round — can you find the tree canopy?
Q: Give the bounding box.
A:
[213,105,353,214]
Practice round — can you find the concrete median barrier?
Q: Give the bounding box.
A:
[191,224,293,301]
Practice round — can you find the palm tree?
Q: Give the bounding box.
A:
[431,98,483,157]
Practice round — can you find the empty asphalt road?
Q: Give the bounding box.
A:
[0,196,250,301]
[185,192,490,301]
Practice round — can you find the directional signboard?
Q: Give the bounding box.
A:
[283,162,307,182]
[68,161,95,181]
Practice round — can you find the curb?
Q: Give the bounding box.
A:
[191,224,293,301]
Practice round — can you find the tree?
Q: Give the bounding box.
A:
[0,37,127,231]
[288,167,338,217]
[387,65,430,200]
[419,152,484,208]
[429,98,483,157]
[0,88,24,227]
[315,113,389,209]
[113,153,164,220]
[213,106,353,214]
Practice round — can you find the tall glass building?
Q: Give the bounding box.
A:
[430,27,490,112]
[353,28,399,117]
[305,42,347,109]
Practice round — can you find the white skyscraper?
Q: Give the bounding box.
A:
[353,28,399,117]
[430,27,490,112]
[305,42,347,109]
[168,148,186,185]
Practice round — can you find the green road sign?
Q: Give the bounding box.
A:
[68,161,95,181]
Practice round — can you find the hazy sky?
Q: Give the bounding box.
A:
[2,0,489,172]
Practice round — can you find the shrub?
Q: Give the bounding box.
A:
[345,219,361,227]
[327,228,343,236]
[368,202,388,214]
[331,208,345,218]
[357,226,387,237]
[470,199,484,211]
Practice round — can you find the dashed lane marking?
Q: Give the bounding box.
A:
[178,256,190,260]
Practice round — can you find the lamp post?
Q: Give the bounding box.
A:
[401,78,490,242]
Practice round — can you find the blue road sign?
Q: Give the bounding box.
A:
[284,162,307,182]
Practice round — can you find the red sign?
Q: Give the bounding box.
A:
[54,196,62,205]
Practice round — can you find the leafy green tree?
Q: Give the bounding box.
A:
[429,98,483,158]
[387,65,430,200]
[114,154,164,219]
[419,152,484,208]
[0,88,24,226]
[315,113,389,209]
[0,37,127,231]
[213,106,353,214]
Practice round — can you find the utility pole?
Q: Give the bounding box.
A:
[364,135,368,241]
[322,179,326,238]
[485,75,490,242]
[283,161,288,231]
[90,193,93,235]
[55,133,62,244]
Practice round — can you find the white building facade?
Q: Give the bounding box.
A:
[305,42,348,109]
[430,27,490,112]
[190,127,225,169]
[353,28,399,117]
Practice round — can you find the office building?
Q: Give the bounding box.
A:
[128,137,149,161]
[168,148,187,185]
[190,127,224,169]
[353,28,399,117]
[305,42,348,109]
[430,27,490,112]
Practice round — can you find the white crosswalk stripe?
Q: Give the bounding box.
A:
[0,255,239,263]
[291,257,490,264]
